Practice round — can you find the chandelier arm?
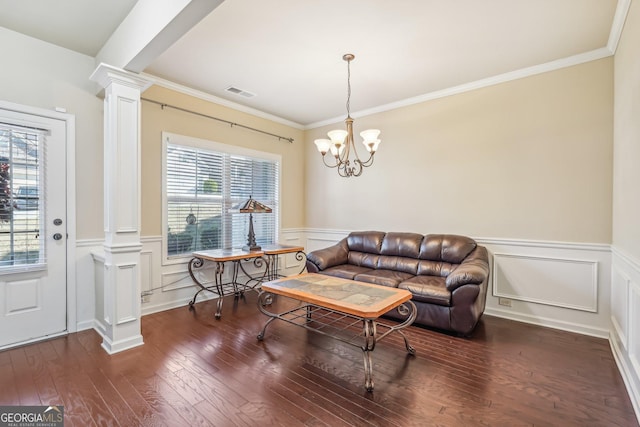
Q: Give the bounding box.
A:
[321,154,342,169]
[358,151,375,167]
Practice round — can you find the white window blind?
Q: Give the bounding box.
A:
[0,123,44,270]
[165,139,279,258]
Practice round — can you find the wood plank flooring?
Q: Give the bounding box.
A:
[0,291,637,426]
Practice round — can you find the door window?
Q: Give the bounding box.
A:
[0,124,43,270]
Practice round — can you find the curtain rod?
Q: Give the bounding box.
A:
[141,98,294,143]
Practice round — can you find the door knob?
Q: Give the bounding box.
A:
[53,233,63,240]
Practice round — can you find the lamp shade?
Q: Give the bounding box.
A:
[314,138,332,154]
[360,129,380,143]
[363,139,381,153]
[235,196,272,213]
[328,129,348,146]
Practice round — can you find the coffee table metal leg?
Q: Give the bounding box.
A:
[257,291,276,340]
[362,318,377,391]
[389,301,417,354]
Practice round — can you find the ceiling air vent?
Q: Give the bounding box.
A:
[225,86,256,98]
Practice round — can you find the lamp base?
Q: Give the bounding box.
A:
[244,213,261,251]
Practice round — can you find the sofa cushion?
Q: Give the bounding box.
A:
[321,264,374,280]
[347,231,385,254]
[354,269,413,288]
[416,260,457,277]
[348,252,380,269]
[377,255,419,275]
[380,232,423,258]
[399,276,451,306]
[419,234,477,264]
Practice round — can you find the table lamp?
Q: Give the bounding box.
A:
[237,195,272,251]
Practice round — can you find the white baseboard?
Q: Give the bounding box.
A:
[76,319,96,332]
[485,308,609,338]
[141,293,217,317]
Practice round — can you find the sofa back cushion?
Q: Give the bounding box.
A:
[343,231,478,277]
[419,234,476,263]
[377,255,419,275]
[417,260,457,277]
[347,231,385,254]
[348,252,380,269]
[380,232,423,258]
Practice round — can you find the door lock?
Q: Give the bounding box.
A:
[53,233,63,241]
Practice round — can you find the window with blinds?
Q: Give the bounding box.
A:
[164,135,279,259]
[0,124,43,269]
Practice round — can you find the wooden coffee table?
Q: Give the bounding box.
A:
[257,273,417,391]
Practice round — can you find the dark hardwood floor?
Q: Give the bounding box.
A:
[1,291,637,426]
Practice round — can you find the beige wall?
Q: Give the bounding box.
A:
[0,25,617,246]
[141,85,305,237]
[305,58,613,243]
[0,27,104,240]
[613,1,640,259]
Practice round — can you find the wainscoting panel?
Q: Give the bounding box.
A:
[611,268,630,350]
[479,238,611,338]
[630,280,640,381]
[493,253,598,312]
[610,247,640,422]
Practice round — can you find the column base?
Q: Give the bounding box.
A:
[101,334,144,355]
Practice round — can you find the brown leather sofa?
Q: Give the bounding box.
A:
[305,231,490,335]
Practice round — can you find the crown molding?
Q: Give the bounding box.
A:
[139,72,305,130]
[608,0,632,53]
[139,0,631,133]
[306,47,614,130]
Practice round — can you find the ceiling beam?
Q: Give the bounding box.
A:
[95,0,224,73]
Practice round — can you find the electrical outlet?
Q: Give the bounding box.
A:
[498,297,512,307]
[141,291,152,304]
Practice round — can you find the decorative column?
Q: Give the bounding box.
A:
[90,64,152,354]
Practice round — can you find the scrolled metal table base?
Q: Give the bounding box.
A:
[188,256,268,319]
[256,292,417,391]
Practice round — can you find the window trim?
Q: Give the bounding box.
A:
[161,131,282,266]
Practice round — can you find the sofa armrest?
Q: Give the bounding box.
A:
[306,238,349,272]
[445,246,489,292]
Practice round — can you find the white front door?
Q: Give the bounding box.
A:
[0,107,68,349]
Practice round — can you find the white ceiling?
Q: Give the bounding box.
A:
[0,0,621,127]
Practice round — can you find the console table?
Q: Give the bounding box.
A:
[188,244,305,318]
[257,273,417,391]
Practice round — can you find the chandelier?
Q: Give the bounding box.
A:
[314,54,381,178]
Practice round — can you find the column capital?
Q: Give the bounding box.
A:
[90,63,154,91]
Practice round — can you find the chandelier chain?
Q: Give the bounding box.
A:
[346,58,351,117]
